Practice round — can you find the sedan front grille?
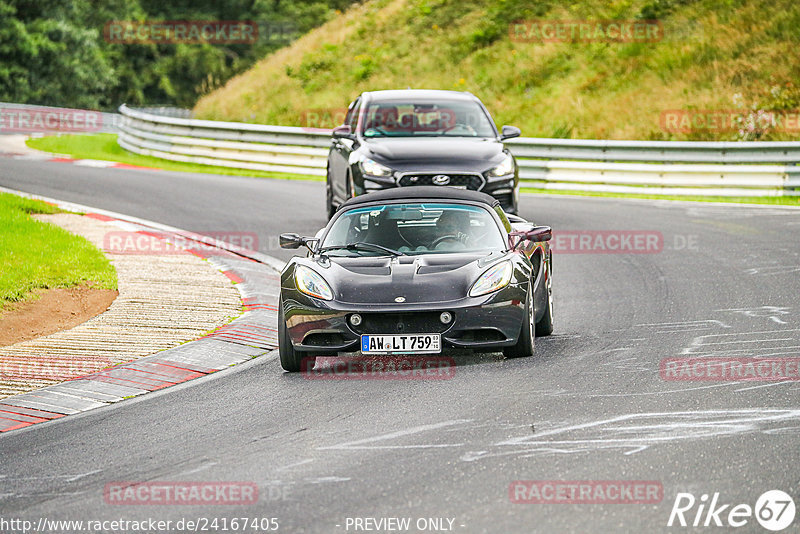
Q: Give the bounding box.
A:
[398,174,485,190]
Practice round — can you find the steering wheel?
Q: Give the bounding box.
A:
[431,235,463,249]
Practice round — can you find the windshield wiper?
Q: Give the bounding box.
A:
[319,241,406,257]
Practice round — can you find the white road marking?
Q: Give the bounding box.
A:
[717,306,791,324]
[734,381,798,393]
[635,320,731,330]
[0,470,102,482]
[745,266,800,276]
[176,461,218,476]
[460,409,800,461]
[317,419,472,451]
[277,459,314,471]
[306,476,350,484]
[586,383,734,397]
[682,329,800,357]
[694,337,795,345]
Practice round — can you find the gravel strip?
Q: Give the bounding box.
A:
[0,213,242,399]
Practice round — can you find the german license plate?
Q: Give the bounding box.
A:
[361,334,441,354]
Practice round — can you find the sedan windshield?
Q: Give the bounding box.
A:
[361,100,496,138]
[322,203,506,256]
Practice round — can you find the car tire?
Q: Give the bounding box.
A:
[504,283,535,358]
[535,260,553,336]
[279,300,315,372]
[507,187,519,215]
[506,198,519,215]
[326,169,336,220]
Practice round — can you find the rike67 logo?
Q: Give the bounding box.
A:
[668,490,796,531]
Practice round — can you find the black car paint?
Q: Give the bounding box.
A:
[326,89,521,215]
[280,191,551,357]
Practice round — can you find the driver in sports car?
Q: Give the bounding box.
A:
[434,209,473,250]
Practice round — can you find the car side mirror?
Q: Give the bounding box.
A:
[281,233,319,253]
[509,225,552,250]
[280,233,305,249]
[500,125,521,140]
[524,225,552,243]
[332,125,356,140]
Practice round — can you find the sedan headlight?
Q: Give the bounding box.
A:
[360,157,393,178]
[295,265,333,300]
[469,261,513,297]
[487,153,514,178]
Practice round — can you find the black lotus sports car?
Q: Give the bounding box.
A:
[326,89,522,216]
[278,187,552,372]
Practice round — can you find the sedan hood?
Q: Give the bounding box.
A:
[311,252,507,305]
[364,137,505,172]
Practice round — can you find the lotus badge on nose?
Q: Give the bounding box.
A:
[395,296,406,303]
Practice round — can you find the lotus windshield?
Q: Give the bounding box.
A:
[322,203,506,256]
[361,101,496,138]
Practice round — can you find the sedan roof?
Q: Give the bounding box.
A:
[362,89,479,103]
[340,186,500,209]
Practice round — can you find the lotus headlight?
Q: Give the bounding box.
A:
[469,261,513,297]
[295,265,333,300]
[360,157,393,178]
[488,153,514,177]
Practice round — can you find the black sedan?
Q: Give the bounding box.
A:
[278,187,552,372]
[326,89,522,217]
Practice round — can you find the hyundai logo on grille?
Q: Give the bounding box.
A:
[432,174,451,185]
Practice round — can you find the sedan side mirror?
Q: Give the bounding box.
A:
[500,125,521,140]
[332,125,356,140]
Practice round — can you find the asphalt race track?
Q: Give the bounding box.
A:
[1,159,799,533]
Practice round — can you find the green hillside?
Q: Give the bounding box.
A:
[194,0,800,141]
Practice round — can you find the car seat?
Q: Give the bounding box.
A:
[363,215,407,251]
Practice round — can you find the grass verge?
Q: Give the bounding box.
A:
[521,187,800,206]
[194,0,800,142]
[26,134,323,182]
[0,192,117,309]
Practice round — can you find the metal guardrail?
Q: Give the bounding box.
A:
[119,105,328,176]
[119,105,800,196]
